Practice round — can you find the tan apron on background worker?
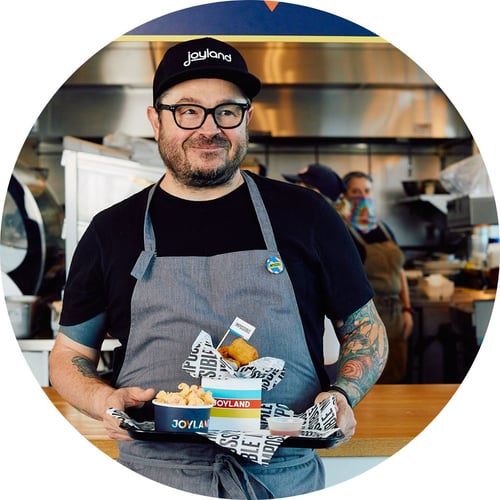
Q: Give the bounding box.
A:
[115,172,325,499]
[348,223,406,383]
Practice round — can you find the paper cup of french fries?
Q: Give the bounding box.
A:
[153,383,214,433]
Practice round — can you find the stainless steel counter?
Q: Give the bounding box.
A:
[448,287,495,347]
[408,286,495,383]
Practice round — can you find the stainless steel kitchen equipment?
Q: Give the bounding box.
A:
[2,165,66,338]
[61,137,164,272]
[36,41,471,142]
[1,174,45,295]
[5,294,40,339]
[446,195,498,228]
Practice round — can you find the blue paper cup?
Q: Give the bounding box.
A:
[153,401,212,433]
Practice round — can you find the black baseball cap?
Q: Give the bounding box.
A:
[153,37,261,104]
[282,164,346,202]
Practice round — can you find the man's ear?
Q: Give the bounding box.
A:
[147,106,161,141]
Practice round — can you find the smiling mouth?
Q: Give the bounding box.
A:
[191,147,226,159]
[193,145,224,151]
[189,143,229,161]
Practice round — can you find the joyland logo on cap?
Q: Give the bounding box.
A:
[183,48,232,67]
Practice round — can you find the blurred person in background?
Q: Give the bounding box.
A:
[282,163,365,262]
[341,171,413,383]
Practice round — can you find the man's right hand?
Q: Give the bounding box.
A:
[102,386,156,440]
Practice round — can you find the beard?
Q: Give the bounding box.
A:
[157,132,248,188]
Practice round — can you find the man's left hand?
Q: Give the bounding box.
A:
[314,391,356,441]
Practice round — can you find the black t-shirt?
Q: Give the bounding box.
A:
[60,172,373,384]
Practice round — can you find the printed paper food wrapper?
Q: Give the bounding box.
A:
[182,330,285,391]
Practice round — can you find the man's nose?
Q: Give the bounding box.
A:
[198,111,221,134]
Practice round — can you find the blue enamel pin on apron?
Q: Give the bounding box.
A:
[265,256,284,274]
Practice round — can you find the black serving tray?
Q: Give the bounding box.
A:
[127,428,344,449]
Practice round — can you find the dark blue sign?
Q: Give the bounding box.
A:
[124,1,377,37]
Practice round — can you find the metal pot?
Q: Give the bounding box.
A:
[5,295,39,339]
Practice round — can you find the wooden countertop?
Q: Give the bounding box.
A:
[411,285,496,309]
[44,383,458,459]
[319,383,458,457]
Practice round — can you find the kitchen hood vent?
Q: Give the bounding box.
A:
[34,41,470,141]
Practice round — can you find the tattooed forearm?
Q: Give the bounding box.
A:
[333,300,388,406]
[69,356,106,417]
[71,355,100,379]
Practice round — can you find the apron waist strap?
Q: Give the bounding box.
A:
[118,451,275,499]
[212,454,274,500]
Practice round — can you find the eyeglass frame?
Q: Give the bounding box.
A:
[155,101,251,130]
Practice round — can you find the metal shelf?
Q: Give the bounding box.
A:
[399,194,456,214]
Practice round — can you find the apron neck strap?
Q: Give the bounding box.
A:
[130,181,158,280]
[143,182,158,251]
[240,170,279,252]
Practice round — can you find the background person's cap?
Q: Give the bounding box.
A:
[153,37,261,103]
[282,164,346,202]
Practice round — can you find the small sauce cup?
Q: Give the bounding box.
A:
[267,416,304,436]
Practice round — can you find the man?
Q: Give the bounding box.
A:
[49,37,388,498]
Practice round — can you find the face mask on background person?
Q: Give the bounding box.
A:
[347,196,378,233]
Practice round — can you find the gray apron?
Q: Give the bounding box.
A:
[115,171,325,499]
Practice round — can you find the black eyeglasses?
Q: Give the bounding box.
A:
[155,102,250,130]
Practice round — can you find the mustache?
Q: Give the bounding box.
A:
[185,135,230,148]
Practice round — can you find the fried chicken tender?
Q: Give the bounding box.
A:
[217,346,242,369]
[227,338,259,366]
[155,384,214,406]
[217,346,230,358]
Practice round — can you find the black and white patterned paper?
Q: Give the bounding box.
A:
[182,330,285,390]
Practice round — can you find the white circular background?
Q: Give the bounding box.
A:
[1,1,497,498]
